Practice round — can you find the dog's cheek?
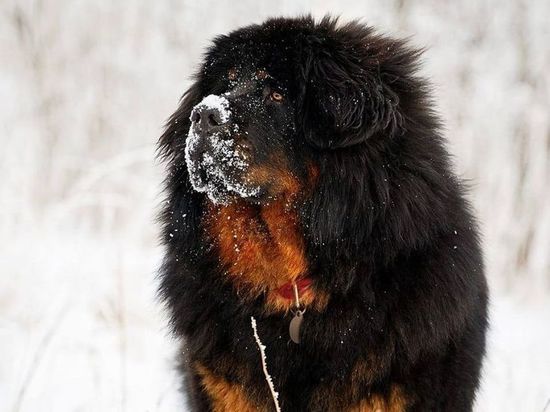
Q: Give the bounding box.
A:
[245,152,302,198]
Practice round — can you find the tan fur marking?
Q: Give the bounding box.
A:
[206,197,306,297]
[307,162,320,186]
[265,288,330,314]
[349,386,409,412]
[311,385,408,412]
[205,162,327,312]
[247,157,302,197]
[310,357,408,411]
[350,353,392,388]
[195,363,266,412]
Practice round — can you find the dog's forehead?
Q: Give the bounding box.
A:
[206,31,296,84]
[227,65,274,83]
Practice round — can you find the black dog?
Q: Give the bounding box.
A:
[158,16,488,411]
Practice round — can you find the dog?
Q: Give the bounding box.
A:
[157,15,488,411]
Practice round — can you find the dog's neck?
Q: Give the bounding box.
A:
[204,197,327,313]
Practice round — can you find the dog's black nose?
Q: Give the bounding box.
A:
[191,107,228,134]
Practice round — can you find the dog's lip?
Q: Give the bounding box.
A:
[189,157,227,187]
[192,125,233,140]
[187,152,252,197]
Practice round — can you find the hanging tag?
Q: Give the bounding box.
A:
[289,310,304,344]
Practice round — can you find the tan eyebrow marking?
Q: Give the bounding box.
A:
[255,69,270,80]
[228,67,238,80]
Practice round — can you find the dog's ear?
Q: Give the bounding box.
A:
[296,33,403,150]
[157,81,203,161]
[157,81,205,254]
[296,27,424,261]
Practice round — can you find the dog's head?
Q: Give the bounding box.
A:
[183,57,301,205]
[160,16,438,258]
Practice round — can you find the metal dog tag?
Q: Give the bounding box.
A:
[289,310,304,344]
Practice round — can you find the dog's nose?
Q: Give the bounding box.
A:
[191,107,228,135]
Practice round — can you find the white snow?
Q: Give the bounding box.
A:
[190,94,231,123]
[475,298,550,411]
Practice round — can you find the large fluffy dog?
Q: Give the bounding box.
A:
[158,16,488,411]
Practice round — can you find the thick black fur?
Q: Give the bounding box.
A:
[158,16,488,411]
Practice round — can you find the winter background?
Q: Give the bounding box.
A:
[1,0,549,411]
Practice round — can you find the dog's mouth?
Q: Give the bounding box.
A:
[184,126,261,205]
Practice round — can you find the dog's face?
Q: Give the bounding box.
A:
[178,17,406,206]
[185,58,300,205]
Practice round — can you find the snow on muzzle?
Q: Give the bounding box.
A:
[185,94,260,205]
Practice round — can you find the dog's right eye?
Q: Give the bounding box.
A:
[269,91,284,102]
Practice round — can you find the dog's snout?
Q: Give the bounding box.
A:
[191,106,229,134]
[188,137,208,163]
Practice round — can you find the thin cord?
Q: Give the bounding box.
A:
[251,316,282,412]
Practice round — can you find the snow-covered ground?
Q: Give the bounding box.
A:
[1,0,549,411]
[0,228,550,412]
[477,298,550,411]
[1,227,549,411]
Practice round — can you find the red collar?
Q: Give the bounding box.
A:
[275,277,313,300]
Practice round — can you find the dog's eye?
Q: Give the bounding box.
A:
[270,91,284,102]
[228,68,238,81]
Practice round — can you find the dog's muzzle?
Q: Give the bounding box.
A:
[184,95,260,204]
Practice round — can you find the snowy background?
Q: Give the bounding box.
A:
[1,0,549,411]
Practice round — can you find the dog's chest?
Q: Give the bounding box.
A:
[194,357,409,411]
[203,199,323,311]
